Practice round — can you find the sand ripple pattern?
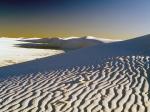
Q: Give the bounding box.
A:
[0,56,150,112]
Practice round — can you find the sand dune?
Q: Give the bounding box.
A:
[0,35,150,112]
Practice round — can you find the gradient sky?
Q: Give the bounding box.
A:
[0,0,150,39]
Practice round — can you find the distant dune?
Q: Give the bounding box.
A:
[0,35,150,112]
[0,38,64,67]
[0,36,118,67]
[17,36,120,49]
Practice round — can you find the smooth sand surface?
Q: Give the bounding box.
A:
[0,35,150,112]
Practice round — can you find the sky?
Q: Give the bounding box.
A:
[0,0,150,39]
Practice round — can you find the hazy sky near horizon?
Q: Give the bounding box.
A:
[0,0,150,39]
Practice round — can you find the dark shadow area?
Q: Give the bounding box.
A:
[15,43,68,51]
[15,37,106,52]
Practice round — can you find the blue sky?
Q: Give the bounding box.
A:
[0,0,150,39]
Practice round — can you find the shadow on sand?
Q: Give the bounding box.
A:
[15,37,106,52]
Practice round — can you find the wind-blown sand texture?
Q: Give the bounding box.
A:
[0,35,150,112]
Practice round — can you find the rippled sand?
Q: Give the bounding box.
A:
[0,35,150,112]
[0,56,150,112]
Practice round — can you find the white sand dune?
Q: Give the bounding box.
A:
[0,35,150,112]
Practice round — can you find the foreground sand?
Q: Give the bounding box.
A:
[0,35,150,112]
[0,56,150,112]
